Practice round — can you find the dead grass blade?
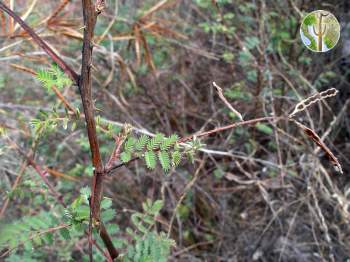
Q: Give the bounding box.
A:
[213,82,243,121]
[46,0,71,24]
[291,119,343,174]
[47,168,79,181]
[111,35,135,41]
[10,63,37,75]
[142,21,187,40]
[289,88,339,118]
[140,30,156,72]
[133,24,142,66]
[140,0,178,20]
[50,26,83,40]
[13,0,38,32]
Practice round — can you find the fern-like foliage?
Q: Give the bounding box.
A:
[160,134,178,151]
[125,137,137,152]
[64,187,116,228]
[145,151,156,169]
[118,132,200,172]
[147,133,165,150]
[135,134,149,151]
[0,211,59,251]
[36,69,55,90]
[171,150,182,167]
[30,108,73,137]
[36,64,72,91]
[123,199,175,262]
[158,151,170,172]
[125,232,174,262]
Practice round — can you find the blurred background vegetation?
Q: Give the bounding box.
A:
[0,0,349,261]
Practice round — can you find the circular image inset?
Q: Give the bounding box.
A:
[300,10,340,52]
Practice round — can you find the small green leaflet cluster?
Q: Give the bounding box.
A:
[124,232,174,262]
[121,133,181,172]
[95,115,123,139]
[63,187,116,237]
[124,199,175,262]
[30,108,78,137]
[36,64,72,91]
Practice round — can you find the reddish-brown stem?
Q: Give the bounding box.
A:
[0,161,28,218]
[80,0,118,260]
[106,136,124,170]
[0,1,79,84]
[51,85,77,114]
[179,116,278,143]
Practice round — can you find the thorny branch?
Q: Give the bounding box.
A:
[0,0,118,259]
[79,0,118,260]
[106,116,279,174]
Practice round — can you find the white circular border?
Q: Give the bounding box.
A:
[300,10,340,53]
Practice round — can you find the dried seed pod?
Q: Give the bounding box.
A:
[289,88,338,118]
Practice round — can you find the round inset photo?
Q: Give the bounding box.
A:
[300,10,340,52]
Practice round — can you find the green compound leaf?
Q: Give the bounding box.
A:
[135,134,149,151]
[147,133,165,150]
[145,151,156,169]
[36,69,55,90]
[171,151,182,167]
[158,151,170,172]
[160,134,178,151]
[124,137,136,152]
[36,64,72,91]
[121,151,132,163]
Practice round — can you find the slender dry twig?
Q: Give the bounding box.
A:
[12,0,38,32]
[0,7,6,35]
[0,161,28,218]
[106,135,125,170]
[288,87,343,173]
[6,137,66,207]
[179,116,278,143]
[290,119,343,174]
[212,82,243,121]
